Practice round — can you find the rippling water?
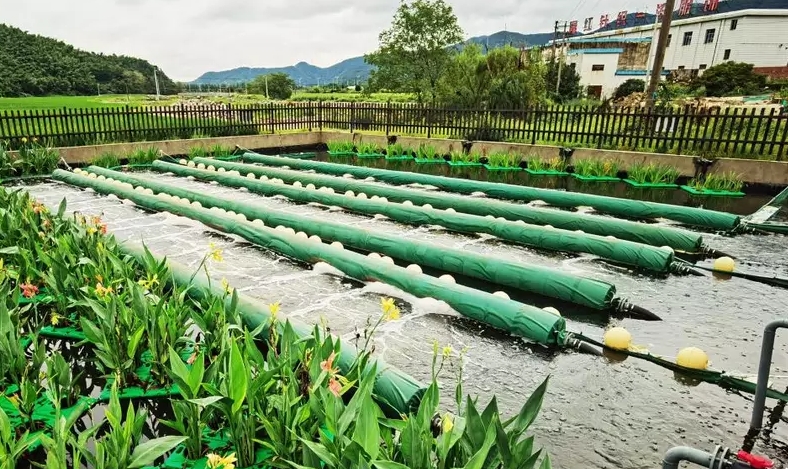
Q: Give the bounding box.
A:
[21,166,788,469]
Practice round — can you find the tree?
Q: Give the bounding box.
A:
[614,79,646,100]
[545,59,582,103]
[693,62,766,97]
[365,0,464,103]
[248,73,296,100]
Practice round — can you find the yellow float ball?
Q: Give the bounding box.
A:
[603,327,632,351]
[543,306,561,316]
[713,256,735,273]
[676,347,709,370]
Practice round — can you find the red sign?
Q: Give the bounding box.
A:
[569,20,578,34]
[656,2,666,20]
[600,14,610,28]
[617,11,628,26]
[679,0,693,16]
[704,0,719,11]
[583,17,594,31]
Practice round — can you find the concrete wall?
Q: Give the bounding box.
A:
[324,130,788,186]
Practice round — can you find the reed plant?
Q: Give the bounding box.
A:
[627,163,680,184]
[573,159,618,177]
[327,140,355,153]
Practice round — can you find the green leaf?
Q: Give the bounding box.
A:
[57,198,67,218]
[127,326,145,359]
[510,376,549,441]
[373,462,411,469]
[539,453,551,469]
[228,340,248,414]
[300,439,339,468]
[187,396,223,408]
[460,419,497,469]
[353,394,380,459]
[128,436,187,468]
[0,246,19,255]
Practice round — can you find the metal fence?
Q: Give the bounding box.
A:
[2,102,786,159]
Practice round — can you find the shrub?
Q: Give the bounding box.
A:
[693,62,767,97]
[614,79,646,100]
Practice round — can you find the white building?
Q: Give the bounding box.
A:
[552,0,788,98]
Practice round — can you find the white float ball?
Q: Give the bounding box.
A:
[306,183,316,190]
[381,256,394,264]
[295,231,309,240]
[345,190,356,197]
[227,211,236,217]
[325,187,335,194]
[357,193,368,200]
[446,208,456,213]
[88,173,98,179]
[485,215,495,220]
[544,225,554,229]
[192,201,202,209]
[403,200,413,206]
[143,188,154,195]
[285,227,296,236]
[97,175,106,180]
[543,307,561,316]
[380,197,388,203]
[371,195,380,201]
[229,171,240,177]
[237,213,247,222]
[367,252,382,260]
[179,159,187,165]
[293,181,303,188]
[493,291,510,300]
[187,161,196,167]
[252,219,265,227]
[217,167,226,173]
[135,186,145,192]
[246,173,256,179]
[331,241,344,250]
[196,163,205,170]
[423,204,433,210]
[439,274,456,283]
[343,173,354,179]
[275,225,287,232]
[406,264,423,274]
[365,177,375,182]
[515,220,527,225]
[309,235,322,243]
[260,175,269,181]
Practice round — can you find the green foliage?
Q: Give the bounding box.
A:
[690,171,744,192]
[366,0,464,102]
[527,156,566,172]
[0,24,178,97]
[451,151,481,163]
[386,143,408,156]
[627,163,680,184]
[545,59,582,103]
[614,79,646,100]
[127,148,160,166]
[692,62,767,97]
[248,73,297,100]
[0,407,40,469]
[357,142,381,154]
[417,144,441,160]
[573,159,618,177]
[92,152,121,168]
[327,140,355,153]
[188,146,208,159]
[488,152,520,167]
[0,139,59,178]
[210,144,233,157]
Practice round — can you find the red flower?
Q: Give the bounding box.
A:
[328,378,341,397]
[20,283,39,298]
[320,352,337,375]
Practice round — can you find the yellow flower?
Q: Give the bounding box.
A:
[441,413,454,433]
[95,282,114,297]
[385,305,401,321]
[442,345,453,358]
[206,452,237,469]
[221,278,233,294]
[21,137,27,144]
[8,395,19,407]
[51,313,61,326]
[208,242,224,262]
[138,274,159,290]
[269,301,280,319]
[381,297,395,314]
[87,226,97,235]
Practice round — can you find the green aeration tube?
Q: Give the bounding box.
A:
[190,158,703,252]
[84,166,617,308]
[237,152,741,231]
[117,243,425,415]
[54,169,567,348]
[89,165,673,273]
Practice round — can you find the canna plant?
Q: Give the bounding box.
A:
[128,148,161,166]
[573,159,618,177]
[0,407,40,469]
[488,152,520,168]
[627,163,680,185]
[15,139,59,176]
[210,144,233,158]
[0,292,28,390]
[327,141,355,153]
[92,152,121,169]
[386,143,407,157]
[357,142,380,154]
[43,351,83,409]
[417,144,440,160]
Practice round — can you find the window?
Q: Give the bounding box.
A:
[591,64,605,71]
[704,28,716,44]
[667,34,672,47]
[730,19,738,30]
[682,31,693,46]
[724,49,731,60]
[678,65,686,70]
[699,64,708,70]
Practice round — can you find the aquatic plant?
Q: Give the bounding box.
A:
[573,159,618,177]
[210,144,233,158]
[627,163,680,184]
[527,156,566,172]
[357,142,381,154]
[127,148,160,166]
[488,151,521,167]
[16,140,59,176]
[417,144,440,160]
[386,143,407,156]
[92,152,120,168]
[451,151,481,163]
[188,146,208,159]
[327,140,355,153]
[690,171,744,193]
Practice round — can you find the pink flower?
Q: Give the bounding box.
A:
[320,352,337,374]
[328,378,342,397]
[20,283,39,298]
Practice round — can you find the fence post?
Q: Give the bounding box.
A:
[427,106,433,139]
[531,106,538,145]
[386,102,392,135]
[269,102,275,134]
[124,105,133,142]
[318,101,323,131]
[349,101,355,133]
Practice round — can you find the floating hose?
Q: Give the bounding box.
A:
[237,152,742,231]
[54,169,568,346]
[191,157,704,252]
[611,298,661,321]
[689,263,788,289]
[117,243,426,416]
[81,166,625,311]
[153,161,676,273]
[574,333,788,402]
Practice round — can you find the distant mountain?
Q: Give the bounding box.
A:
[190,30,565,86]
[0,24,178,97]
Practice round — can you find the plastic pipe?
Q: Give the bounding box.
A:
[750,320,788,432]
[236,152,741,231]
[662,446,729,469]
[84,165,619,309]
[54,169,567,346]
[95,165,675,273]
[191,157,703,252]
[117,242,425,416]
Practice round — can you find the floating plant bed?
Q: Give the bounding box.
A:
[623,179,679,188]
[356,153,385,159]
[571,174,621,182]
[484,165,522,171]
[384,155,413,161]
[525,169,569,176]
[680,186,745,197]
[414,158,446,164]
[327,151,356,157]
[39,324,86,341]
[447,161,483,167]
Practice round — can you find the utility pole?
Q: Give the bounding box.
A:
[555,21,568,95]
[552,21,559,59]
[153,67,161,101]
[646,0,676,107]
[264,75,269,99]
[97,83,101,96]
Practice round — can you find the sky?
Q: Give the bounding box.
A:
[1,0,658,82]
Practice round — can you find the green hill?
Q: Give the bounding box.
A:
[0,24,178,97]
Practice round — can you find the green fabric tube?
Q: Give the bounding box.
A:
[237,152,741,231]
[136,163,617,309]
[157,162,673,273]
[92,164,672,273]
[54,169,567,349]
[88,165,616,310]
[190,158,703,252]
[116,243,425,416]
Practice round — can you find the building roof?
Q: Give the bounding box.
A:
[592,0,787,34]
[568,48,625,55]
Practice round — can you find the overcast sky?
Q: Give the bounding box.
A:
[2,0,656,81]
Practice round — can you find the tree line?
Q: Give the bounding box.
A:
[0,24,178,97]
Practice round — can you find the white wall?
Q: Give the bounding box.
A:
[569,52,625,98]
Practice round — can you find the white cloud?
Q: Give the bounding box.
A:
[0,0,656,82]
